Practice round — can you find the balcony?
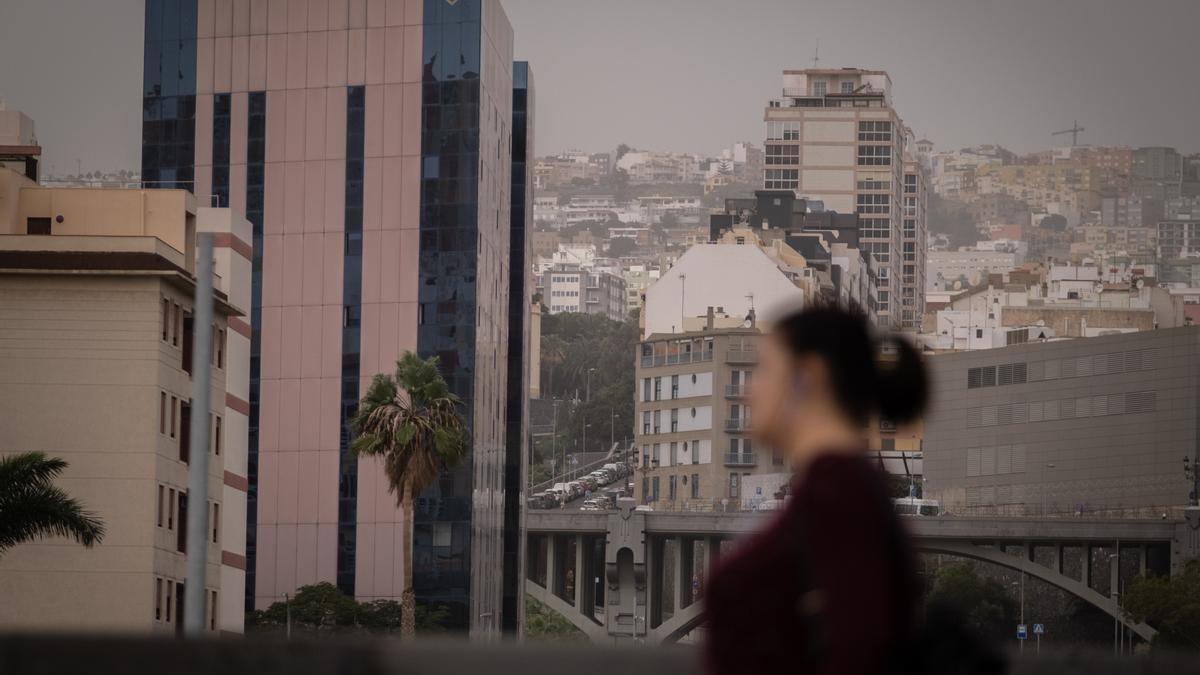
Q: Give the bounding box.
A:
[724,384,746,398]
[723,418,749,432]
[725,348,757,364]
[723,453,757,467]
[639,350,715,369]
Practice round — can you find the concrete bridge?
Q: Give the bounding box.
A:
[525,502,1200,646]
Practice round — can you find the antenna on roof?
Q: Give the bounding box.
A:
[811,40,820,68]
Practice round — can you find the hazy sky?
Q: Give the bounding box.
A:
[2,0,1197,174]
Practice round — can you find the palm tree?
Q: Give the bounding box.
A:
[351,352,469,637]
[0,452,105,555]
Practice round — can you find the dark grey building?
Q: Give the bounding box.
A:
[923,328,1200,515]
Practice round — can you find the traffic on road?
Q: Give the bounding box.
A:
[527,462,632,511]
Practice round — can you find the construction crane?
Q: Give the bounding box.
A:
[1052,120,1086,146]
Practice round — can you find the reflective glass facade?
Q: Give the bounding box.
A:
[338,86,367,595]
[141,0,197,189]
[501,60,533,635]
[243,90,265,610]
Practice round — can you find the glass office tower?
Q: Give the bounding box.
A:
[141,0,528,637]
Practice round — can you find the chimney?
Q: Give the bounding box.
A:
[747,308,757,328]
[706,306,715,330]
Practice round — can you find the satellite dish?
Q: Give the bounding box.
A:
[1136,279,1145,289]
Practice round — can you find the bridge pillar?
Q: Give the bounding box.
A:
[546,534,558,600]
[604,498,648,641]
[1082,544,1092,590]
[575,534,586,611]
[676,537,695,610]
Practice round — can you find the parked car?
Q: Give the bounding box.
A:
[579,499,602,511]
[526,493,551,509]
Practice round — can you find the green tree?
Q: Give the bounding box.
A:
[245,582,453,636]
[352,353,470,638]
[606,236,637,258]
[1122,561,1200,650]
[524,597,585,641]
[926,561,1018,639]
[0,452,105,555]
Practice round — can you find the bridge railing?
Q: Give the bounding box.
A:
[3,635,1199,675]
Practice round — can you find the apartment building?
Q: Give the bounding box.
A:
[632,326,784,509]
[0,170,249,633]
[901,159,928,328]
[762,67,918,329]
[923,327,1200,514]
[536,262,628,321]
[141,0,531,634]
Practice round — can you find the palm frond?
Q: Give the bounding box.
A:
[0,454,105,554]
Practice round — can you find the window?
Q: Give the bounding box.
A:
[857,177,890,190]
[165,580,173,623]
[812,80,827,97]
[857,120,892,142]
[766,121,800,140]
[856,193,890,215]
[172,303,181,346]
[652,476,660,501]
[840,81,855,94]
[179,401,191,463]
[671,374,679,398]
[162,299,171,341]
[213,415,221,455]
[765,169,798,190]
[765,143,799,165]
[170,396,177,438]
[211,502,219,543]
[668,475,677,501]
[653,377,662,401]
[857,145,891,166]
[157,485,165,527]
[642,378,651,401]
[653,410,661,434]
[691,474,700,498]
[692,441,700,464]
[26,217,52,235]
[160,392,167,434]
[181,313,194,374]
[670,409,679,433]
[729,473,740,498]
[642,412,651,435]
[210,590,218,631]
[670,442,678,465]
[155,578,163,620]
[215,328,225,368]
[176,491,187,553]
[167,488,176,530]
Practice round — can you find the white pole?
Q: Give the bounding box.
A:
[184,233,215,637]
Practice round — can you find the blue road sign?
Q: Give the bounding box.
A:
[1017,624,1028,640]
[1033,623,1045,635]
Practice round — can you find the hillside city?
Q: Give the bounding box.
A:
[0,0,1198,672]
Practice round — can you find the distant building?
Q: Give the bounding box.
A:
[927,249,1019,291]
[633,323,786,509]
[762,67,924,329]
[923,327,1200,514]
[0,169,249,634]
[535,254,628,322]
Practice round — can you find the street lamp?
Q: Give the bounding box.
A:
[586,367,596,403]
[1011,576,1025,656]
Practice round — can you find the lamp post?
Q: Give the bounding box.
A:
[586,367,596,402]
[1108,552,1120,657]
[610,408,617,449]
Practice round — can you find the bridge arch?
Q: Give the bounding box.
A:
[917,540,1156,642]
[525,580,608,642]
[647,602,705,646]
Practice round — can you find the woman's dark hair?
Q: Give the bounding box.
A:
[775,305,928,426]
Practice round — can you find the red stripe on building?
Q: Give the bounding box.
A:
[225,393,250,416]
[211,231,253,261]
[227,316,251,338]
[221,551,247,570]
[223,471,248,492]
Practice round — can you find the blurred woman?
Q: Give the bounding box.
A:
[704,306,926,675]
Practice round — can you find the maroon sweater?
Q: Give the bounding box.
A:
[703,453,916,675]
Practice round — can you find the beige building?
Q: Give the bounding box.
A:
[763,68,921,330]
[0,166,250,634]
[633,324,787,510]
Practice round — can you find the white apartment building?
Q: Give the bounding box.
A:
[927,249,1019,291]
[762,68,921,330]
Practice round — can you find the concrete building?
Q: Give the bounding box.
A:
[901,159,928,328]
[762,68,921,329]
[633,325,786,510]
[140,0,531,634]
[923,328,1200,514]
[0,170,249,634]
[536,262,628,321]
[926,249,1018,291]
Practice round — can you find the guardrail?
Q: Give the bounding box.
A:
[723,385,746,398]
[722,453,756,467]
[639,351,715,368]
[3,635,1198,674]
[723,418,749,432]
